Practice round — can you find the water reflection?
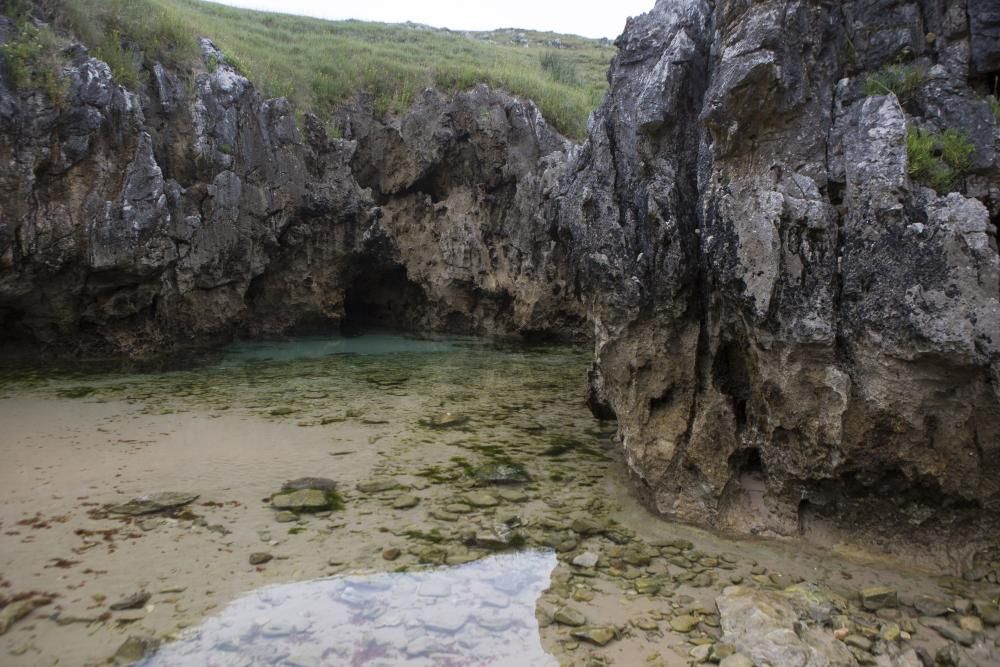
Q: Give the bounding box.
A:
[143,551,559,666]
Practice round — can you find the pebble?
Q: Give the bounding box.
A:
[860,585,897,611]
[248,552,273,565]
[554,606,587,627]
[719,655,753,667]
[382,547,401,561]
[274,511,297,523]
[571,626,617,646]
[670,614,700,633]
[573,552,600,568]
[392,495,419,510]
[463,492,500,508]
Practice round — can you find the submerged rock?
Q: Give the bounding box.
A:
[422,413,470,429]
[109,492,199,516]
[473,463,531,486]
[113,635,159,665]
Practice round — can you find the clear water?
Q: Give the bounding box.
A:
[0,334,986,667]
[143,551,559,667]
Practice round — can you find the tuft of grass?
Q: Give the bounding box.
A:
[539,50,580,86]
[906,126,975,194]
[42,0,613,139]
[987,95,1000,123]
[864,63,926,103]
[0,3,69,103]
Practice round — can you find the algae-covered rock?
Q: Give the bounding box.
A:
[271,488,340,512]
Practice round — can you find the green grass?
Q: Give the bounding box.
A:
[864,62,926,103]
[40,0,613,139]
[906,126,975,194]
[1,0,69,102]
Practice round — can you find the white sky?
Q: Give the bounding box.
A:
[204,0,654,39]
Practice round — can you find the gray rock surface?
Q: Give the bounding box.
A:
[549,0,1000,569]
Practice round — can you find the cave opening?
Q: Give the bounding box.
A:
[712,340,752,427]
[341,264,428,335]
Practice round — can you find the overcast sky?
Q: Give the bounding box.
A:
[204,0,654,39]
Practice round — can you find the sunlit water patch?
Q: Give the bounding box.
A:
[142,551,559,667]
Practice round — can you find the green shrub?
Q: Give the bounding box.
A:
[864,63,926,103]
[906,126,974,193]
[0,13,67,104]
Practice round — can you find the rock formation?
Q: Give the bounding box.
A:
[2,0,999,568]
[553,0,1000,567]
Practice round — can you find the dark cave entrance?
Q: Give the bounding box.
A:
[341,264,428,335]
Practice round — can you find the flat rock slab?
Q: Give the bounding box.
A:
[109,492,199,516]
[109,592,150,611]
[281,477,337,492]
[357,480,399,494]
[271,488,333,511]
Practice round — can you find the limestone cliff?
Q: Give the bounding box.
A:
[0,31,583,355]
[554,0,1000,567]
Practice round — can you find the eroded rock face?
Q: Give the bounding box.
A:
[554,0,1000,567]
[0,33,583,356]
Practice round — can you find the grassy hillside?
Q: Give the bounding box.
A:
[32,0,615,139]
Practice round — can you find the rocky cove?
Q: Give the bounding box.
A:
[1,0,999,665]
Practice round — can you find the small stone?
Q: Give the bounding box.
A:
[573,588,595,602]
[920,616,974,646]
[248,552,273,565]
[139,519,162,531]
[670,614,700,633]
[392,495,420,510]
[913,595,949,616]
[108,492,198,516]
[880,622,901,642]
[463,492,500,508]
[844,634,872,651]
[860,585,897,611]
[0,598,49,635]
[110,592,151,611]
[498,489,529,502]
[423,412,469,429]
[719,655,753,667]
[274,511,297,523]
[634,578,662,595]
[572,551,600,568]
[689,644,712,661]
[958,615,983,633]
[444,503,473,514]
[570,517,605,535]
[357,479,398,494]
[113,635,159,664]
[633,617,658,631]
[554,606,587,627]
[571,626,617,646]
[382,547,401,561]
[271,488,334,511]
[429,509,459,522]
[973,600,1000,626]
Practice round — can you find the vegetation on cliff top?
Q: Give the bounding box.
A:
[33,0,614,139]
